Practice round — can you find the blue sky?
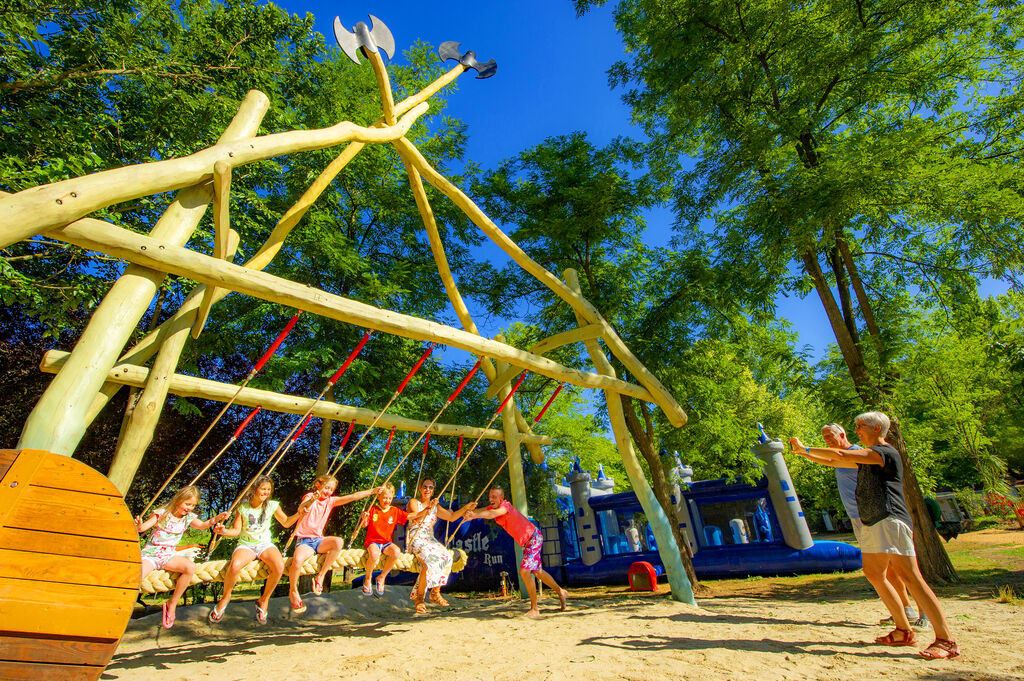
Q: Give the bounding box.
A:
[274,0,1005,365]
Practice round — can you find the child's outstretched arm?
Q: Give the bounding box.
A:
[333,486,382,507]
[134,511,161,534]
[212,513,243,538]
[191,511,230,530]
[276,504,303,528]
[406,498,438,522]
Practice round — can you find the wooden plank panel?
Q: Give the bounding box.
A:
[0,451,18,482]
[0,527,139,563]
[0,635,117,667]
[0,548,138,589]
[30,456,120,497]
[4,487,135,541]
[0,598,131,640]
[0,577,135,614]
[0,660,102,681]
[0,451,46,529]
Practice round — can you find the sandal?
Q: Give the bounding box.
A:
[429,589,449,607]
[290,595,306,614]
[312,576,324,596]
[362,580,373,596]
[373,578,385,597]
[255,602,268,624]
[875,628,916,646]
[208,603,226,624]
[161,601,175,629]
[414,599,427,614]
[919,638,960,660]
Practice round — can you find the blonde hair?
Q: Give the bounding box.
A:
[158,486,200,528]
[313,474,337,491]
[378,481,395,496]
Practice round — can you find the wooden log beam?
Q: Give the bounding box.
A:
[46,218,658,401]
[40,351,553,445]
[484,324,604,400]
[393,142,545,460]
[85,65,470,420]
[393,137,687,428]
[0,102,428,243]
[564,269,695,605]
[14,91,270,458]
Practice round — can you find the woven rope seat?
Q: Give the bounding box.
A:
[139,546,468,593]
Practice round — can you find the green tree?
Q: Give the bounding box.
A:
[0,0,486,514]
[573,0,1024,581]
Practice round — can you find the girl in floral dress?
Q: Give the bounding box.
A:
[405,477,472,613]
[135,485,228,628]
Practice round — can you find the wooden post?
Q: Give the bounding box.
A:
[16,92,270,457]
[563,268,695,605]
[493,336,528,599]
[107,231,240,493]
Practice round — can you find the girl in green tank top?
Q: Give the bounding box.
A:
[209,476,302,624]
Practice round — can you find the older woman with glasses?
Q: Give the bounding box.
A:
[406,477,472,613]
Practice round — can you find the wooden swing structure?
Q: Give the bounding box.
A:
[0,15,692,680]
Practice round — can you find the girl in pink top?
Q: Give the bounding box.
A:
[287,474,379,614]
[464,485,567,618]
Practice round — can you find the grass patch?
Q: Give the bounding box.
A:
[996,584,1022,606]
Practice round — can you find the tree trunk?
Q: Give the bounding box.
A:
[619,394,703,592]
[800,247,874,402]
[828,243,958,583]
[887,419,958,583]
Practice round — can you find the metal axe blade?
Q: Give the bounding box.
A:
[438,41,497,79]
[334,14,396,65]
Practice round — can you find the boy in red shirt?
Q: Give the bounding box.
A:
[360,482,435,596]
[464,485,568,618]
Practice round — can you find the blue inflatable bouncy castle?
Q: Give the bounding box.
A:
[385,429,861,591]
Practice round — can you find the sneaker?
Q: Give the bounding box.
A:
[912,615,932,631]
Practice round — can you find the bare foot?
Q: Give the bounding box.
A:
[524,608,541,619]
[557,588,568,611]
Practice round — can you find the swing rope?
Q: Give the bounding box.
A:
[444,382,564,547]
[208,412,315,554]
[206,331,371,553]
[434,371,529,503]
[347,425,399,544]
[413,432,430,494]
[138,313,300,518]
[184,405,262,488]
[325,343,435,477]
[444,435,464,544]
[374,358,482,492]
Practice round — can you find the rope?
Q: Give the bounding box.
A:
[326,343,435,478]
[139,547,468,594]
[435,371,528,502]
[444,436,464,544]
[138,313,299,517]
[445,382,564,546]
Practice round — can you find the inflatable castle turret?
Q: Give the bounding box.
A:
[750,424,813,550]
[568,459,605,565]
[662,451,699,554]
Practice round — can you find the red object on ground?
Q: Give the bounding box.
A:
[628,561,658,592]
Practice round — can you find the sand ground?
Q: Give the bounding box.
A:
[107,530,1024,681]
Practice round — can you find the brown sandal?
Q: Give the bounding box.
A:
[429,588,449,607]
[919,638,960,660]
[413,594,427,614]
[875,628,915,646]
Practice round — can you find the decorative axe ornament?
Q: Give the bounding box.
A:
[438,41,497,79]
[334,14,396,65]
